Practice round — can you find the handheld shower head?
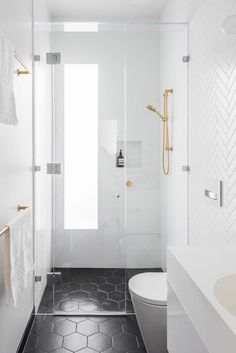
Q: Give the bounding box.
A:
[146,104,157,113]
[146,104,165,121]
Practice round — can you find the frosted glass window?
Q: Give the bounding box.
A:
[64,64,98,229]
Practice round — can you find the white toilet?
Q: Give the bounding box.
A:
[129,272,167,353]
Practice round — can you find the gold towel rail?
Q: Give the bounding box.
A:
[0,205,28,237]
[0,225,9,237]
[14,51,30,76]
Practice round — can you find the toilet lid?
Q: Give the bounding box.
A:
[128,272,167,306]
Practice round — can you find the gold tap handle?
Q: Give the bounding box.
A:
[126,180,133,187]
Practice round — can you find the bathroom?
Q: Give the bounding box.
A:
[0,0,236,352]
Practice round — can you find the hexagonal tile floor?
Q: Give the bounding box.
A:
[38,268,161,314]
[23,315,147,353]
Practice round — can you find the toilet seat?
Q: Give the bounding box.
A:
[129,272,167,306]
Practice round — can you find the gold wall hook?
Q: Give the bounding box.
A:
[16,69,30,76]
[17,205,28,212]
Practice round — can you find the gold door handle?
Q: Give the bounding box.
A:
[126,180,133,187]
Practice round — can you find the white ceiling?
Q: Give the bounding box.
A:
[47,0,167,20]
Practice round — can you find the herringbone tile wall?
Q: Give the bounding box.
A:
[189,0,236,245]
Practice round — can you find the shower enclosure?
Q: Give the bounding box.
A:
[33,14,189,315]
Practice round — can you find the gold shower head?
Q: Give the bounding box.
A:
[146,104,157,113]
[146,104,165,121]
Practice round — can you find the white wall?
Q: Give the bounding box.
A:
[51,27,161,268]
[0,0,33,352]
[161,0,236,251]
[33,0,53,310]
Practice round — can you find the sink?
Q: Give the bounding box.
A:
[214,274,236,316]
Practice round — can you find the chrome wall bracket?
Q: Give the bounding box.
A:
[46,52,61,65]
[47,163,61,175]
[34,165,41,172]
[182,165,190,172]
[182,55,190,63]
[35,275,42,282]
[34,55,41,62]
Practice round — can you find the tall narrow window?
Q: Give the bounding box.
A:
[64,64,98,229]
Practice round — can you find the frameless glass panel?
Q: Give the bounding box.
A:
[124,23,189,313]
[33,15,54,314]
[51,24,126,314]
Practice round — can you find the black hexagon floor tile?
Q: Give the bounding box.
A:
[79,299,100,312]
[52,348,72,353]
[24,349,47,353]
[63,282,81,292]
[113,333,138,352]
[90,290,108,302]
[63,332,87,351]
[24,315,146,353]
[100,319,123,336]
[109,291,125,302]
[44,315,65,323]
[89,276,107,284]
[116,283,126,292]
[88,332,112,352]
[90,316,108,323]
[100,299,119,311]
[77,319,99,336]
[99,283,116,293]
[31,319,53,336]
[37,268,161,314]
[119,300,125,310]
[37,332,63,352]
[69,290,89,301]
[123,317,141,335]
[107,276,123,285]
[23,333,38,351]
[58,300,79,312]
[78,348,98,353]
[81,282,98,292]
[68,316,87,323]
[53,319,76,336]
[103,349,123,353]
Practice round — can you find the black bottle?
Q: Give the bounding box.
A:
[117,149,124,168]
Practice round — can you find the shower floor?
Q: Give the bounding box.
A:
[38,268,161,314]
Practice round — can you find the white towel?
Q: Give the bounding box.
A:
[0,31,18,125]
[4,208,33,307]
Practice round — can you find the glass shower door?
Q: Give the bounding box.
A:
[51,23,127,314]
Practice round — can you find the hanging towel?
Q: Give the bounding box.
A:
[4,208,33,307]
[0,31,18,125]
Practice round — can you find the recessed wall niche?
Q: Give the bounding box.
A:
[117,141,142,168]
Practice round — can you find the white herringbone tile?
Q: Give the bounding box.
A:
[189,0,236,246]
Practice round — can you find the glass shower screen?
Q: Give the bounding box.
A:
[33,19,189,315]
